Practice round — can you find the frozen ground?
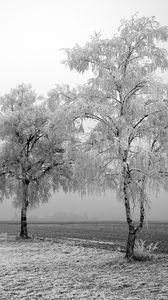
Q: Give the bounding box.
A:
[0,235,168,300]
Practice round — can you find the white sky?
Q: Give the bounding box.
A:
[0,0,168,96]
[0,0,168,221]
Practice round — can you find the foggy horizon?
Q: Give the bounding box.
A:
[1,190,168,222]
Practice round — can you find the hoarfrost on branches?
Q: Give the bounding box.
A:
[61,15,168,259]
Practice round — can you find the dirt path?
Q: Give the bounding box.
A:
[0,237,168,299]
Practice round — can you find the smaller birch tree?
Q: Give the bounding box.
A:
[0,84,72,238]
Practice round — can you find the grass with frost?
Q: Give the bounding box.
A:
[0,235,168,300]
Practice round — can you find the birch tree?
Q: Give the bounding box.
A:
[0,84,72,238]
[62,15,168,259]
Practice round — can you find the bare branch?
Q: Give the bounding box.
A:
[133,114,148,128]
[124,81,147,103]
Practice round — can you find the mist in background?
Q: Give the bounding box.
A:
[0,190,167,222]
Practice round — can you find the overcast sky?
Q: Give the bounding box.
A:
[0,0,168,221]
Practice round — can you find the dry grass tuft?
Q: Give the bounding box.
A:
[134,239,159,261]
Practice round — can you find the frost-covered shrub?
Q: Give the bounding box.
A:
[134,239,159,261]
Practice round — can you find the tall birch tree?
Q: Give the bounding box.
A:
[62,15,168,259]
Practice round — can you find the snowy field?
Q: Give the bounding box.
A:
[0,235,168,300]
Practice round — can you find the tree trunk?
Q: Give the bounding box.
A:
[124,176,146,260]
[123,174,136,260]
[125,224,136,260]
[20,179,29,238]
